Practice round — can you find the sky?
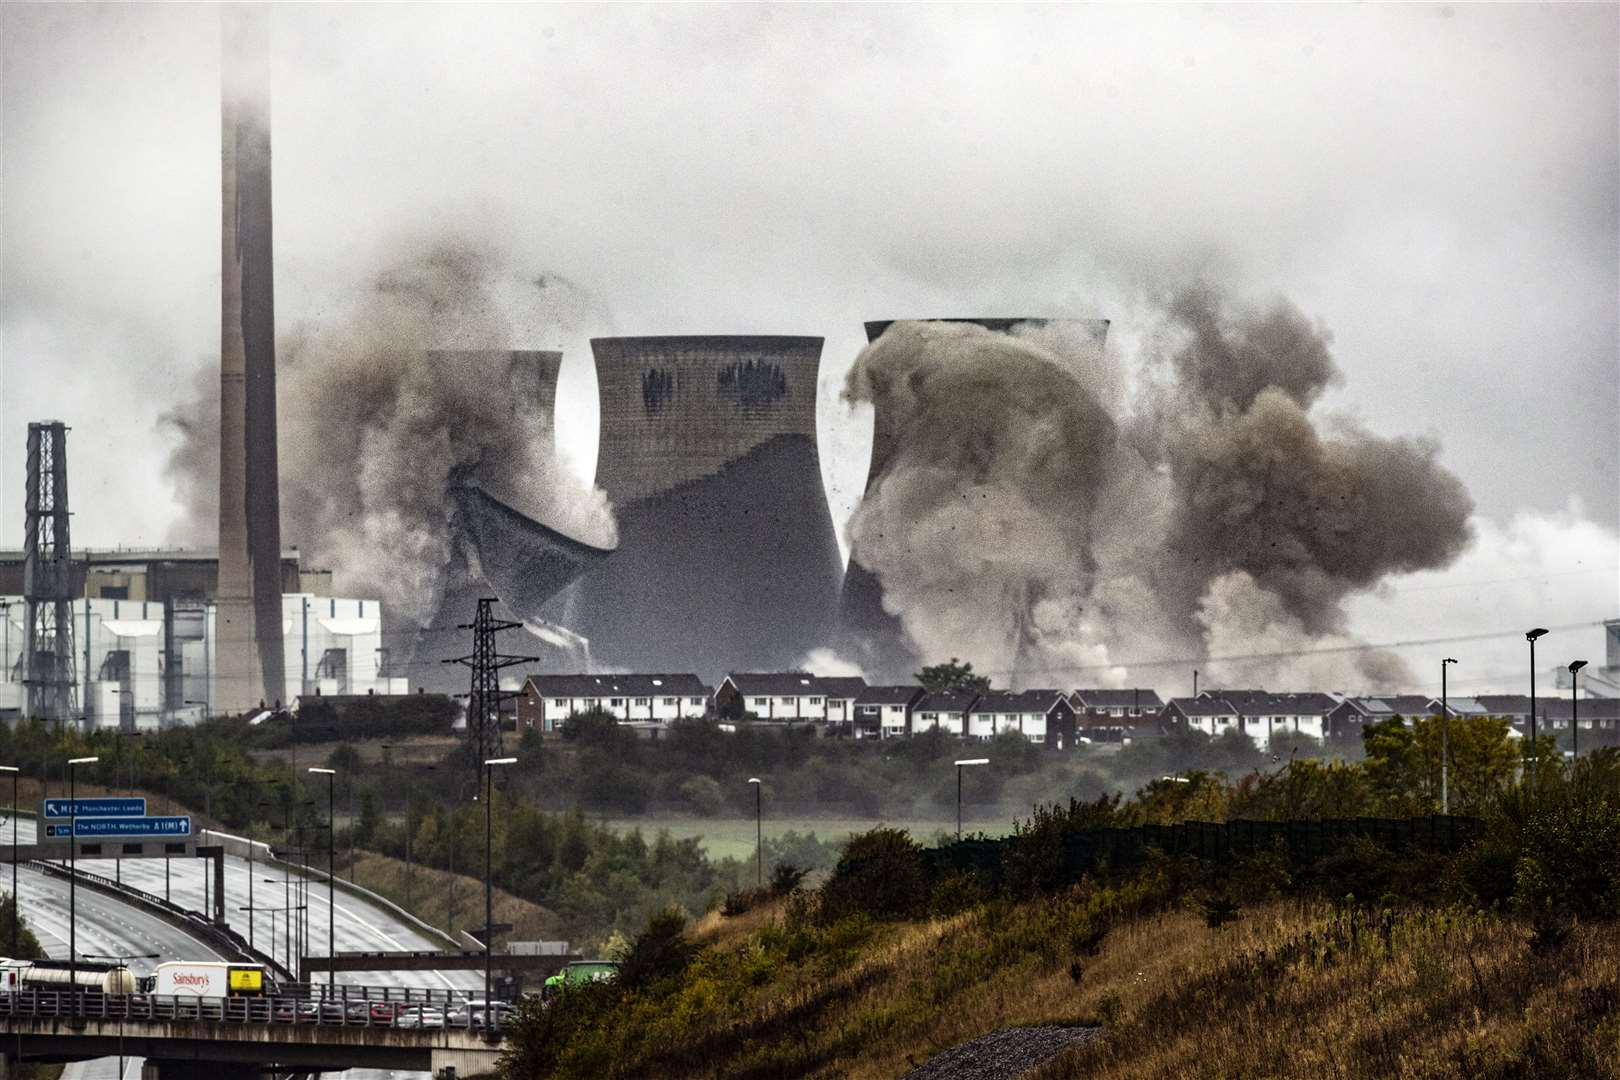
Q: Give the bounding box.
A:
[2,2,1616,694]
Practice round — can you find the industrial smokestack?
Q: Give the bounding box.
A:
[539,335,843,675]
[216,5,286,710]
[838,319,1109,683]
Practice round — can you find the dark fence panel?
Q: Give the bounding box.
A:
[924,815,1481,886]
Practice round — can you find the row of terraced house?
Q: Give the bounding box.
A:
[515,674,1620,752]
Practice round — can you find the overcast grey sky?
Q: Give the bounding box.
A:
[3,2,1616,690]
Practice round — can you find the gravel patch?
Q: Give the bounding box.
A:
[901,1025,1103,1080]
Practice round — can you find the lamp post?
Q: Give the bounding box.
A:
[308,767,336,992]
[1441,658,1457,814]
[954,758,989,839]
[2,764,18,957]
[746,778,764,887]
[1527,628,1548,794]
[67,754,100,1000]
[1568,660,1588,760]
[482,756,515,1032]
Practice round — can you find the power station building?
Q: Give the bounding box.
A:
[532,335,844,675]
[837,318,1111,683]
[0,549,399,728]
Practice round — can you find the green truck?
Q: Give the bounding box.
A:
[540,960,620,1004]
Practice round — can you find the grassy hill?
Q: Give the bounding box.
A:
[505,879,1620,1080]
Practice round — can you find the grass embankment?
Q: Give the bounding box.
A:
[343,849,566,946]
[599,816,1011,862]
[1035,903,1620,1079]
[527,892,1620,1079]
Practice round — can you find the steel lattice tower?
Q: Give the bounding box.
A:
[446,599,535,770]
[21,421,78,726]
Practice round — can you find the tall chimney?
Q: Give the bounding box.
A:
[217,5,286,711]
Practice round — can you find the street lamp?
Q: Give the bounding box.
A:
[1569,660,1589,760]
[67,754,100,998]
[1527,628,1548,794]
[481,756,516,1031]
[2,764,18,957]
[1441,658,1458,814]
[954,759,989,840]
[747,778,763,888]
[308,767,336,992]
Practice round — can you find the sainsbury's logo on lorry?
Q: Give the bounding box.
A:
[153,962,268,998]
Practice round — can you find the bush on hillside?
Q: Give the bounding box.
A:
[819,827,926,923]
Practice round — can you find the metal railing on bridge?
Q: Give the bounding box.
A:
[0,985,514,1035]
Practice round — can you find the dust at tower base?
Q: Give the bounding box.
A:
[216,4,286,712]
[838,318,1110,685]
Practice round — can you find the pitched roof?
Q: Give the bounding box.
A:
[1203,690,1337,715]
[1473,694,1533,716]
[973,689,1071,713]
[818,676,870,700]
[1072,688,1164,710]
[526,673,711,698]
[724,672,831,697]
[856,685,924,706]
[1168,696,1238,717]
[914,689,982,713]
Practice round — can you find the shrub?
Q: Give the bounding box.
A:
[618,908,697,992]
[677,775,725,817]
[770,862,809,896]
[819,827,927,923]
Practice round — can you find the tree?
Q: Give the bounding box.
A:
[1123,770,1230,826]
[0,893,45,960]
[916,658,991,693]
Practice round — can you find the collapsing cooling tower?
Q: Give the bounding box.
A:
[837,319,1110,683]
[539,335,843,675]
[398,351,617,694]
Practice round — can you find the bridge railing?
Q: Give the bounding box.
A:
[0,987,514,1035]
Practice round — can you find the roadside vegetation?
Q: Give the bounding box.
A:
[499,745,1620,1079]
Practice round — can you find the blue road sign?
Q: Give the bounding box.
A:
[42,798,146,820]
[63,816,191,839]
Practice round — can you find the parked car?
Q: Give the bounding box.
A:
[394,1005,446,1029]
[369,1001,401,1023]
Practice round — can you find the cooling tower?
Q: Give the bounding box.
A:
[216,5,286,711]
[392,350,587,694]
[838,319,1110,683]
[539,335,843,675]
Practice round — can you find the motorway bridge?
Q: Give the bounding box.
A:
[3,817,525,1079]
[0,986,504,1080]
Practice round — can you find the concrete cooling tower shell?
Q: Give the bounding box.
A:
[540,335,843,676]
[839,318,1110,683]
[397,350,582,694]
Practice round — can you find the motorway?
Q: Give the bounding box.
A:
[8,818,481,1079]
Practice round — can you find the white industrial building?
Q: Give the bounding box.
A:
[0,591,400,728]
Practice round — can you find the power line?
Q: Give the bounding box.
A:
[978,619,1610,680]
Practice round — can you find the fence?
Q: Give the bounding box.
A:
[922,815,1482,885]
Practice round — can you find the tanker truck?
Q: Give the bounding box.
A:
[0,959,136,994]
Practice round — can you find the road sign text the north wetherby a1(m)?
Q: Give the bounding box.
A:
[43,816,191,839]
[42,797,146,820]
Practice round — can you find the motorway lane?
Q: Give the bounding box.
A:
[80,849,482,993]
[11,819,472,1080]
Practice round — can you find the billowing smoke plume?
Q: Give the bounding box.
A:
[844,285,1474,692]
[162,238,616,628]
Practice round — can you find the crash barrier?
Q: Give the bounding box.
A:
[0,984,512,1033]
[921,815,1484,886]
[26,858,292,982]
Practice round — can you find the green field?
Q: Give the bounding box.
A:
[598,815,1015,863]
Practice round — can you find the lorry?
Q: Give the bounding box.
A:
[539,960,620,1004]
[150,961,272,998]
[1,959,136,994]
